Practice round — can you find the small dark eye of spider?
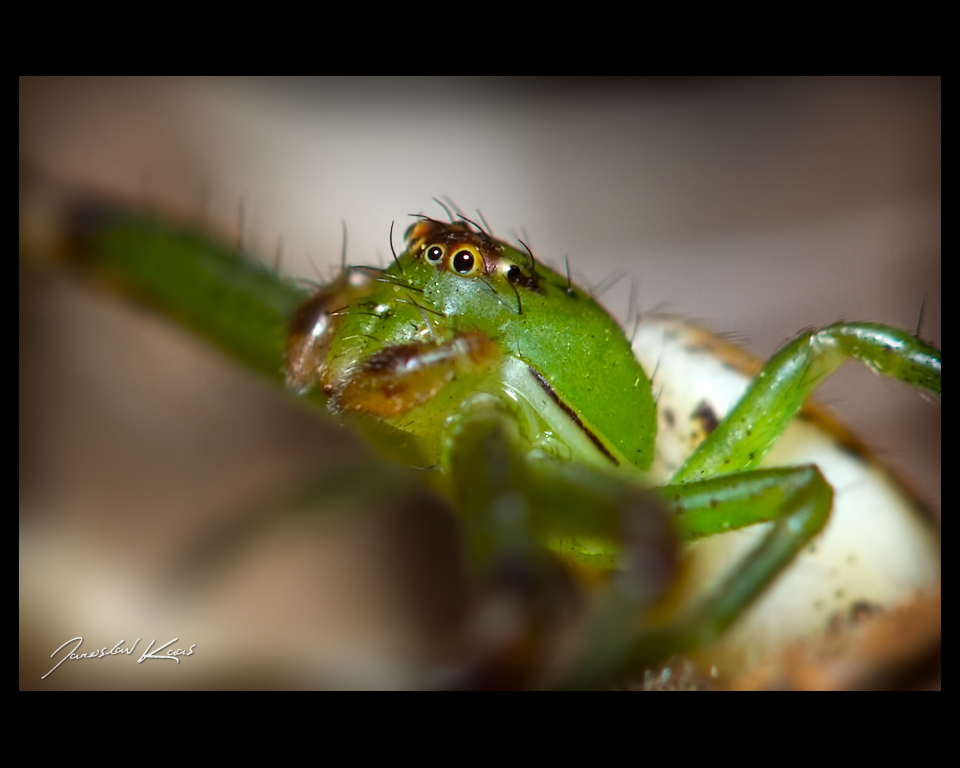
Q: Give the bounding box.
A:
[452,250,476,274]
[506,265,522,283]
[426,246,444,263]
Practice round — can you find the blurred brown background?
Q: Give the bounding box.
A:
[19,77,940,689]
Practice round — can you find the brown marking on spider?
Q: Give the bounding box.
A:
[331,330,500,418]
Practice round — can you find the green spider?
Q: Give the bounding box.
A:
[40,201,941,688]
[282,212,941,686]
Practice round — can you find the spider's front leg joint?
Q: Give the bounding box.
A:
[674,322,941,483]
[331,331,500,417]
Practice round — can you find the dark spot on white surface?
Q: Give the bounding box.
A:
[692,401,719,435]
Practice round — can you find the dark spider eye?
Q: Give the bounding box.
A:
[506,265,522,284]
[452,249,477,275]
[425,245,445,263]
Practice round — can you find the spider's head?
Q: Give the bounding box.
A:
[404,218,541,295]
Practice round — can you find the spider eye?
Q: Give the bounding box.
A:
[425,244,445,263]
[452,248,480,276]
[506,265,522,283]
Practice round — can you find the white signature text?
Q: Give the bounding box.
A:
[43,637,196,680]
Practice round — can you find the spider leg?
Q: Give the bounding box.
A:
[440,396,679,688]
[674,323,940,483]
[558,466,832,688]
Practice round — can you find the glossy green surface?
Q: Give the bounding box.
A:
[78,210,310,384]
[326,229,657,473]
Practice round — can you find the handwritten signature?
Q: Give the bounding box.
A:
[43,637,196,680]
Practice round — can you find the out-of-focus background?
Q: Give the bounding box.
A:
[20,77,940,689]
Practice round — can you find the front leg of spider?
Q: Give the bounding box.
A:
[676,323,940,482]
[441,396,680,689]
